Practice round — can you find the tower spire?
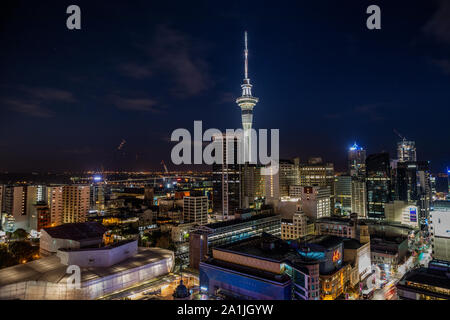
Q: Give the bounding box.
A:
[236,31,259,163]
[244,31,248,80]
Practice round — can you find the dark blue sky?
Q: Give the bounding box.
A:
[0,0,449,173]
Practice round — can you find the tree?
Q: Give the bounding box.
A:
[11,228,28,240]
[0,246,15,269]
[9,241,38,263]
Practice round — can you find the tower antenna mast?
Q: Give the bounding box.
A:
[244,31,248,80]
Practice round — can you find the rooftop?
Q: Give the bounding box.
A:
[202,213,278,231]
[201,257,291,285]
[0,247,173,287]
[215,234,290,262]
[43,222,107,241]
[399,267,450,291]
[303,235,344,250]
[343,238,364,250]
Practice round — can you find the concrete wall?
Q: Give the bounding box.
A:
[40,230,81,255]
[57,240,138,267]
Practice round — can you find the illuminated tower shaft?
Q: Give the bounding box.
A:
[236,31,258,163]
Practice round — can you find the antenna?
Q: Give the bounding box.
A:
[244,31,248,80]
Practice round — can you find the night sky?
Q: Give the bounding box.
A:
[0,0,449,173]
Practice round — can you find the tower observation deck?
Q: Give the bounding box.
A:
[236,31,259,163]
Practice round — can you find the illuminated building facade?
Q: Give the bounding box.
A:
[397,260,450,300]
[430,201,450,262]
[316,215,358,239]
[183,194,208,225]
[299,160,335,211]
[397,139,417,162]
[279,159,300,198]
[199,234,320,300]
[300,186,331,220]
[334,175,352,215]
[212,134,242,220]
[0,244,174,300]
[189,211,280,269]
[348,143,366,177]
[351,177,367,218]
[366,153,392,219]
[384,200,419,228]
[281,210,313,240]
[199,236,292,300]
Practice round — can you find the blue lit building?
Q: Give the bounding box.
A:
[199,234,320,300]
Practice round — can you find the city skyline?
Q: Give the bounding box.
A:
[1,1,449,173]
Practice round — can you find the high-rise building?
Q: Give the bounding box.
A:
[183,195,208,225]
[394,161,432,229]
[35,201,51,231]
[46,185,89,226]
[351,177,367,218]
[265,163,280,206]
[334,175,352,215]
[278,159,300,198]
[61,185,90,224]
[299,160,335,214]
[241,163,265,209]
[366,153,392,219]
[236,31,258,163]
[300,186,331,220]
[212,134,242,220]
[430,201,450,262]
[397,139,417,162]
[348,143,366,177]
[47,186,63,226]
[1,185,38,231]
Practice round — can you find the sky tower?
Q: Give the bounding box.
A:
[236,31,259,163]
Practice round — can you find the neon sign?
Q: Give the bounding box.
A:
[332,250,341,262]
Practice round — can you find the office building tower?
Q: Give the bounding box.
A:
[236,31,258,163]
[351,177,367,218]
[300,186,331,220]
[430,201,450,262]
[397,139,417,162]
[279,158,300,198]
[61,185,90,224]
[299,160,335,213]
[265,163,280,205]
[1,186,39,231]
[366,153,392,219]
[35,201,51,231]
[334,175,352,215]
[90,183,105,212]
[395,161,432,229]
[47,185,90,225]
[47,186,63,226]
[348,143,366,177]
[212,134,242,220]
[183,194,208,225]
[241,163,265,209]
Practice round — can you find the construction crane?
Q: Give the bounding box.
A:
[393,129,406,142]
[161,160,169,174]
